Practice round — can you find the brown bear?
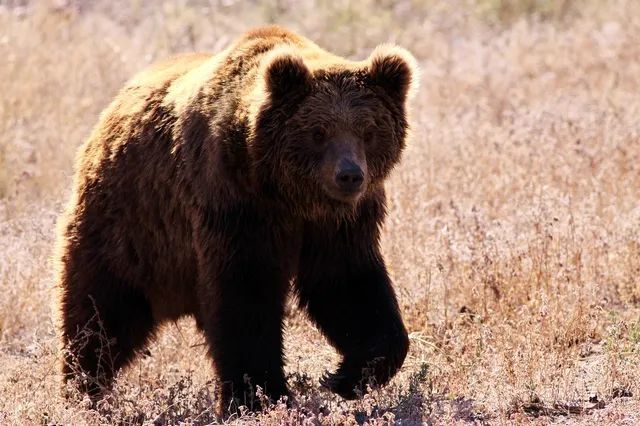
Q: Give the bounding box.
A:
[55,25,418,416]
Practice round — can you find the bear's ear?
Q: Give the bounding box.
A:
[261,49,312,101]
[367,44,419,104]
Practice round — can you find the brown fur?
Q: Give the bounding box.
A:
[55,25,418,417]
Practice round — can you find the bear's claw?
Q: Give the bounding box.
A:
[320,369,358,400]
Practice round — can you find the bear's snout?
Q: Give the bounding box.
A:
[335,158,365,193]
[320,135,368,204]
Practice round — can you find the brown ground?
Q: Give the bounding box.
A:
[1,1,639,424]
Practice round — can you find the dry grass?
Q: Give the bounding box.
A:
[1,0,640,424]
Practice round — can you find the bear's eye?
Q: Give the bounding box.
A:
[364,130,375,143]
[311,128,326,144]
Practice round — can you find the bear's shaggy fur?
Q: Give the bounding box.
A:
[55,25,418,416]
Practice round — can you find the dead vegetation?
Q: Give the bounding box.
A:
[1,0,639,424]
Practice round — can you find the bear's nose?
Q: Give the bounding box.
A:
[335,160,364,193]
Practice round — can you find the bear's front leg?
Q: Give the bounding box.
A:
[295,196,409,399]
[193,209,294,417]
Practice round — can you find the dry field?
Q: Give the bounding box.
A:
[1,0,640,424]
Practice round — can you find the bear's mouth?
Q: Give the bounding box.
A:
[321,184,367,206]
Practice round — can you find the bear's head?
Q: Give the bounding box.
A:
[250,44,419,219]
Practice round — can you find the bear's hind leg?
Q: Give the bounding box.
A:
[60,264,156,400]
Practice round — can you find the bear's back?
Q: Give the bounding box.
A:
[126,53,212,90]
